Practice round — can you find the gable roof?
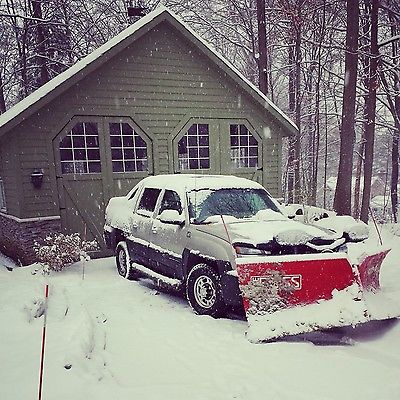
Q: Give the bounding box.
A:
[0,5,297,137]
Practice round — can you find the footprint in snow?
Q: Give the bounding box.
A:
[63,310,112,381]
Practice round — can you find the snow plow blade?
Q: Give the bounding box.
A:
[236,249,398,343]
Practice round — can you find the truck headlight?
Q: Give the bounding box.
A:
[234,246,270,256]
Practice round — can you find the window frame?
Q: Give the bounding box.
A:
[108,121,149,174]
[172,119,219,174]
[228,122,262,170]
[54,116,154,179]
[58,120,102,175]
[136,187,162,218]
[157,190,183,216]
[106,117,153,178]
[177,123,210,171]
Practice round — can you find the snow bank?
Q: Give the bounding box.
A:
[245,282,400,343]
[1,224,400,400]
[245,283,368,342]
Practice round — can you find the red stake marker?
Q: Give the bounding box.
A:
[38,284,49,400]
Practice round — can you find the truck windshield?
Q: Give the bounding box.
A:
[188,188,282,223]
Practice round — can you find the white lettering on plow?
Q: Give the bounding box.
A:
[251,274,302,290]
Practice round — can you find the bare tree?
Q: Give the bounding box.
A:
[256,0,268,93]
[359,0,379,223]
[378,6,400,221]
[333,0,360,215]
[31,0,50,87]
[0,72,6,114]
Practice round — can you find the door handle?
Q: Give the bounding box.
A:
[152,226,158,234]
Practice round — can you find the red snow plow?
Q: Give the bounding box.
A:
[236,248,399,342]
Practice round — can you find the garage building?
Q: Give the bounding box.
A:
[0,6,296,264]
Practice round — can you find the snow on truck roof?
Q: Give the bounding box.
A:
[0,5,296,137]
[140,174,263,191]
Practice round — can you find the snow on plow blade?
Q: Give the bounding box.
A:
[236,249,398,343]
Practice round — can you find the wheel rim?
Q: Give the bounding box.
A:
[193,275,216,309]
[118,248,127,276]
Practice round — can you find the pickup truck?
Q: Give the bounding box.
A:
[104,174,368,317]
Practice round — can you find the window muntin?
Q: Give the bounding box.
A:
[0,179,6,211]
[230,124,258,168]
[109,122,148,173]
[178,124,210,170]
[59,122,101,174]
[159,190,183,215]
[137,188,161,215]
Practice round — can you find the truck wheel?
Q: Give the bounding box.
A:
[116,241,137,280]
[186,264,226,318]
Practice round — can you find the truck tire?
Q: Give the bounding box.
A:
[116,241,138,280]
[186,264,226,318]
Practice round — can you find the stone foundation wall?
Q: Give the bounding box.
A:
[0,213,62,265]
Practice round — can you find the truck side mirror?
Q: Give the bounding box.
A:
[157,210,185,225]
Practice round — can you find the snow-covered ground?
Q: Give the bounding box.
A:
[1,227,400,400]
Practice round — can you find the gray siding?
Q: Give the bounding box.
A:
[8,21,283,219]
[0,135,21,216]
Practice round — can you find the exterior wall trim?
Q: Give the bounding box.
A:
[0,211,60,223]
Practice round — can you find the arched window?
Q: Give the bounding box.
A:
[178,123,210,170]
[109,122,148,172]
[230,124,258,168]
[59,122,101,174]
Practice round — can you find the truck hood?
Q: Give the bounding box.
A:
[195,218,341,247]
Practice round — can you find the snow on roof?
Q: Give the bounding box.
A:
[0,7,164,132]
[140,174,263,191]
[0,5,296,135]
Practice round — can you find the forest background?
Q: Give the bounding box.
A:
[0,0,399,223]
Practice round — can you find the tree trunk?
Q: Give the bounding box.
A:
[287,43,296,203]
[256,0,268,94]
[287,37,300,203]
[353,1,370,218]
[379,62,400,223]
[333,0,359,215]
[360,0,379,223]
[311,1,327,206]
[391,125,399,223]
[353,136,365,218]
[389,13,399,223]
[0,71,6,114]
[294,18,302,202]
[286,0,302,204]
[31,0,50,88]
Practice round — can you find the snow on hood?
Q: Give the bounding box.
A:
[196,217,339,247]
[283,203,335,223]
[104,197,133,232]
[313,215,369,241]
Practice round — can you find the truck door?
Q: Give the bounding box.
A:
[150,189,188,279]
[128,187,162,267]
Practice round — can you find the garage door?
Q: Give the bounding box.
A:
[53,117,153,252]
